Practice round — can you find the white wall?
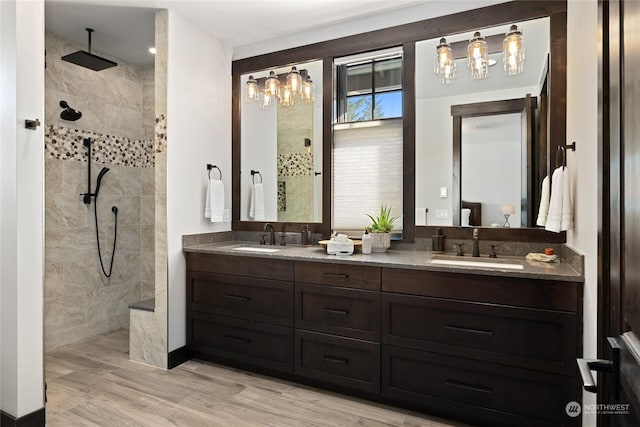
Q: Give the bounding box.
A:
[0,0,45,418]
[166,10,232,351]
[566,1,598,426]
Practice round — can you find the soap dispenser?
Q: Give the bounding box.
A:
[362,230,372,255]
[432,227,445,254]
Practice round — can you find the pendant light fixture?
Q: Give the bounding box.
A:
[434,38,456,85]
[287,66,302,95]
[279,85,295,107]
[262,93,272,110]
[301,75,314,102]
[503,24,525,75]
[245,75,259,103]
[467,31,489,80]
[265,71,280,98]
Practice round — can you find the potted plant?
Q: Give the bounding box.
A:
[366,205,398,252]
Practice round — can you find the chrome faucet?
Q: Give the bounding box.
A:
[264,223,276,245]
[472,228,480,257]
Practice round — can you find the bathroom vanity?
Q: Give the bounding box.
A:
[183,244,583,427]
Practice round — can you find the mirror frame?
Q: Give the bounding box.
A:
[232,0,567,243]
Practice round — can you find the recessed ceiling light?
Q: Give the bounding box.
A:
[148,47,156,55]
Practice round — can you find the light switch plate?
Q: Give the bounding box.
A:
[436,209,449,219]
[440,187,448,198]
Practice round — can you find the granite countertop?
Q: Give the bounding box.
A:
[183,241,584,283]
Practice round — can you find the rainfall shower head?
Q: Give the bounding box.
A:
[59,100,82,121]
[61,28,117,72]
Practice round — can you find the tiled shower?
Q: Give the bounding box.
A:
[43,31,155,350]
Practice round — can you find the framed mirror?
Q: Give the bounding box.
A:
[415,17,550,229]
[237,59,324,224]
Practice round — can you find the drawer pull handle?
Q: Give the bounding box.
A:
[321,355,349,365]
[223,335,251,344]
[323,308,349,316]
[445,379,493,395]
[322,273,349,280]
[223,294,251,302]
[445,324,493,337]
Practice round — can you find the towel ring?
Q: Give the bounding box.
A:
[207,164,222,180]
[251,170,262,184]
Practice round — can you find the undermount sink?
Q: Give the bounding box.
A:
[429,255,524,270]
[219,244,282,253]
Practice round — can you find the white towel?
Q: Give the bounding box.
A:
[205,179,224,223]
[561,166,573,231]
[536,175,550,226]
[545,167,564,233]
[249,183,265,220]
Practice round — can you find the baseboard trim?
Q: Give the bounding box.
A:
[0,408,45,427]
[168,345,190,369]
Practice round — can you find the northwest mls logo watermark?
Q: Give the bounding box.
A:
[565,401,631,417]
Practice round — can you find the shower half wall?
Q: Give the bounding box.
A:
[44,32,155,351]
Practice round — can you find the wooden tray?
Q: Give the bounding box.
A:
[318,240,362,252]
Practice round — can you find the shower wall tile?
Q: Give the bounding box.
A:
[141,196,155,226]
[45,293,87,332]
[46,193,87,228]
[46,159,64,194]
[118,224,142,251]
[141,168,155,195]
[125,63,142,83]
[45,262,64,300]
[141,282,155,300]
[142,225,155,252]
[106,105,143,141]
[125,167,142,196]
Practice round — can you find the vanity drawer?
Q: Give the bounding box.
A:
[382,267,580,312]
[188,311,293,373]
[295,330,380,393]
[295,261,381,290]
[186,252,294,281]
[187,271,293,327]
[295,284,380,341]
[382,345,579,427]
[382,293,577,374]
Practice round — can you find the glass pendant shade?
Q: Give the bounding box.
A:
[503,25,525,75]
[287,66,302,95]
[279,85,294,107]
[265,71,279,97]
[261,93,272,110]
[434,38,457,85]
[245,75,259,103]
[301,75,314,102]
[467,32,489,80]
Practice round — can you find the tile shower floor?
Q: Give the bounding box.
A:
[45,329,473,427]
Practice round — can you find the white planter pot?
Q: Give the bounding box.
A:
[370,232,390,252]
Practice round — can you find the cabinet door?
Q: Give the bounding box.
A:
[187,271,293,326]
[295,331,380,393]
[188,311,293,373]
[382,345,580,427]
[296,284,380,341]
[382,293,577,374]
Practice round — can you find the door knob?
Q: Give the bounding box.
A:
[577,337,620,395]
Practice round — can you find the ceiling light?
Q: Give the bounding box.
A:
[503,25,525,75]
[467,32,489,80]
[434,37,456,85]
[148,47,156,55]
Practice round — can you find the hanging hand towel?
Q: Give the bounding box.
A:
[561,166,573,231]
[536,175,551,226]
[204,178,212,219]
[545,167,564,233]
[207,179,225,223]
[249,183,265,221]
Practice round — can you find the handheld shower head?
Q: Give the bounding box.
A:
[60,100,82,121]
[95,167,110,198]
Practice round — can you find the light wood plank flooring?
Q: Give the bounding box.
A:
[45,329,473,427]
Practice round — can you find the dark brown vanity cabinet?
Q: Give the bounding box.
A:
[185,253,582,427]
[186,253,294,373]
[294,262,381,393]
[381,268,583,427]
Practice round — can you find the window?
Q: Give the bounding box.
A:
[332,49,404,235]
[337,56,402,123]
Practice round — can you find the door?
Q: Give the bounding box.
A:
[594,1,640,426]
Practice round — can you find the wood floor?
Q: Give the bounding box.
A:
[45,329,473,427]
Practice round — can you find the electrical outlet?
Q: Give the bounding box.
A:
[440,187,448,198]
[436,209,449,219]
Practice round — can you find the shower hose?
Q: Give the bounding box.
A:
[94,202,118,278]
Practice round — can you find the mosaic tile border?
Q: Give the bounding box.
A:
[277,152,313,177]
[45,120,161,168]
[155,114,167,154]
[278,181,286,212]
